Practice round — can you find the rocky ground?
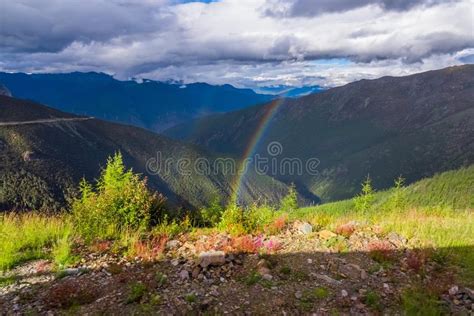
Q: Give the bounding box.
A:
[1,221,473,315]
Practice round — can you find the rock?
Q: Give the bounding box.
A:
[179,270,190,280]
[171,259,180,266]
[319,230,337,240]
[62,268,82,276]
[339,263,367,280]
[295,291,303,299]
[192,266,201,278]
[166,240,181,250]
[314,273,342,285]
[294,222,313,234]
[341,290,349,297]
[258,266,271,276]
[262,274,273,281]
[198,251,226,268]
[449,286,459,296]
[307,259,313,264]
[257,259,269,268]
[387,232,407,247]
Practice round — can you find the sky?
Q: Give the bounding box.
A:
[0,0,473,88]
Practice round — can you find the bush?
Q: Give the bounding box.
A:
[200,196,224,227]
[72,152,167,242]
[354,175,375,212]
[52,229,77,268]
[218,202,281,235]
[382,176,407,211]
[218,203,245,235]
[280,184,298,212]
[245,204,276,233]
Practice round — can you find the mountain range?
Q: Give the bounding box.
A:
[255,85,325,98]
[0,72,274,132]
[0,95,292,211]
[165,65,474,202]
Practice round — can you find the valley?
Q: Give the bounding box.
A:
[0,66,473,315]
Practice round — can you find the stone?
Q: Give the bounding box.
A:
[339,263,367,280]
[314,273,342,285]
[198,251,226,268]
[192,266,201,278]
[166,240,181,250]
[258,266,271,276]
[62,268,82,276]
[262,274,273,281]
[179,270,190,280]
[449,286,459,296]
[307,259,313,264]
[295,291,303,299]
[257,259,269,268]
[319,230,337,240]
[386,232,407,247]
[341,290,349,297]
[294,222,313,234]
[171,259,180,266]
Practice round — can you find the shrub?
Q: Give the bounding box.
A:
[200,196,224,227]
[244,204,276,234]
[383,176,407,211]
[364,290,382,311]
[218,203,245,235]
[367,240,395,263]
[264,214,288,235]
[231,235,259,253]
[152,215,184,238]
[72,152,166,242]
[127,235,168,261]
[126,281,147,304]
[280,183,298,212]
[354,175,375,212]
[45,279,98,308]
[52,229,77,268]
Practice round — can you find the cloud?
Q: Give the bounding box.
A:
[262,0,461,17]
[0,0,472,88]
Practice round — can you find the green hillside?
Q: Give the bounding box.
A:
[0,95,291,211]
[166,65,474,202]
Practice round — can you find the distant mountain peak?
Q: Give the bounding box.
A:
[0,72,274,132]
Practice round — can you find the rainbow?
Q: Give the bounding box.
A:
[229,98,286,205]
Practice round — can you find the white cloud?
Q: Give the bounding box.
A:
[0,0,472,87]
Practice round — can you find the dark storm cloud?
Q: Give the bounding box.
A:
[263,0,461,17]
[0,0,472,87]
[0,0,173,53]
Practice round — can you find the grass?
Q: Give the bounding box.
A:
[126,281,147,304]
[364,290,382,311]
[1,159,473,315]
[184,293,197,303]
[0,275,18,287]
[299,287,330,310]
[401,287,445,316]
[291,166,474,285]
[0,213,72,270]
